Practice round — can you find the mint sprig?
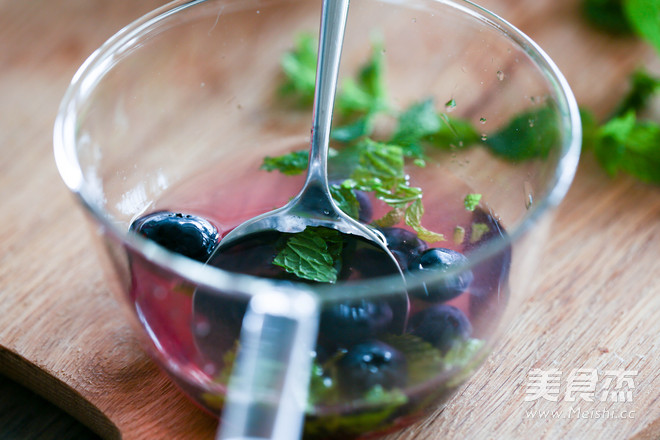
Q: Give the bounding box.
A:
[261,150,309,175]
[280,33,317,105]
[273,227,343,283]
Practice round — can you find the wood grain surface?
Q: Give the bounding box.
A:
[0,1,658,439]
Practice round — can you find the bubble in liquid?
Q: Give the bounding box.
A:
[479,117,487,124]
[481,134,488,141]
[528,118,535,128]
[497,70,504,81]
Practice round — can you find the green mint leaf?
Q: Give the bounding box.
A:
[329,183,361,220]
[582,0,634,34]
[624,0,660,55]
[279,33,318,105]
[614,69,660,116]
[470,222,491,243]
[390,98,442,157]
[453,226,466,245]
[427,114,481,149]
[463,193,482,211]
[261,150,308,175]
[373,207,406,228]
[331,114,375,142]
[273,227,343,283]
[352,139,406,186]
[304,386,405,436]
[405,199,445,243]
[595,110,660,183]
[485,105,559,162]
[336,39,388,116]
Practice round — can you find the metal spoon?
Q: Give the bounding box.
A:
[209,1,406,439]
[211,0,400,263]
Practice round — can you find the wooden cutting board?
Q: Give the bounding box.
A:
[0,0,658,439]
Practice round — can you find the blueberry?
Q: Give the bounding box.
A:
[379,227,428,267]
[130,211,219,262]
[354,190,373,223]
[407,248,473,302]
[337,341,407,395]
[409,305,472,353]
[319,299,394,349]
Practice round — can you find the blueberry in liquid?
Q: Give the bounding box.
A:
[337,341,407,396]
[409,305,472,354]
[407,248,473,302]
[379,227,428,267]
[130,211,219,262]
[319,299,394,350]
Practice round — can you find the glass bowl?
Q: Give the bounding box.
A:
[54,0,581,438]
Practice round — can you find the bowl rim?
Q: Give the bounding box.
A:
[53,0,581,301]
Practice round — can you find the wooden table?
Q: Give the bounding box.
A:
[1,0,658,439]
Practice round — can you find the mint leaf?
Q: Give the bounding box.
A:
[336,40,388,117]
[594,110,660,183]
[582,0,634,34]
[261,150,308,175]
[614,69,660,116]
[372,207,405,228]
[279,33,317,104]
[390,98,442,158]
[273,227,343,283]
[352,139,405,186]
[332,114,375,142]
[464,193,482,211]
[427,114,481,149]
[304,385,405,436]
[485,105,559,162]
[329,183,361,220]
[405,199,445,243]
[624,0,660,55]
[470,222,491,243]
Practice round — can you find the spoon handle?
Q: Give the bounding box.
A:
[216,289,319,440]
[304,0,350,192]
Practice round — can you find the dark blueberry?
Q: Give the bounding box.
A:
[337,341,407,395]
[379,227,428,267]
[406,248,473,302]
[130,211,219,262]
[354,190,373,223]
[319,299,394,349]
[409,305,472,353]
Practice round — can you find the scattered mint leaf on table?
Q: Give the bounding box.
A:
[331,114,375,142]
[279,33,318,105]
[427,114,481,149]
[624,0,660,55]
[594,110,660,184]
[261,150,309,175]
[614,69,660,116]
[273,227,343,283]
[485,105,560,161]
[336,39,388,117]
[582,0,634,34]
[389,98,442,158]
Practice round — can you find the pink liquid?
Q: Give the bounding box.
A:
[128,156,510,438]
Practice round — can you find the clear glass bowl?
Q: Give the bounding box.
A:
[54,0,580,438]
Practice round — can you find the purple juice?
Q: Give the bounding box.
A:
[128,162,510,438]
